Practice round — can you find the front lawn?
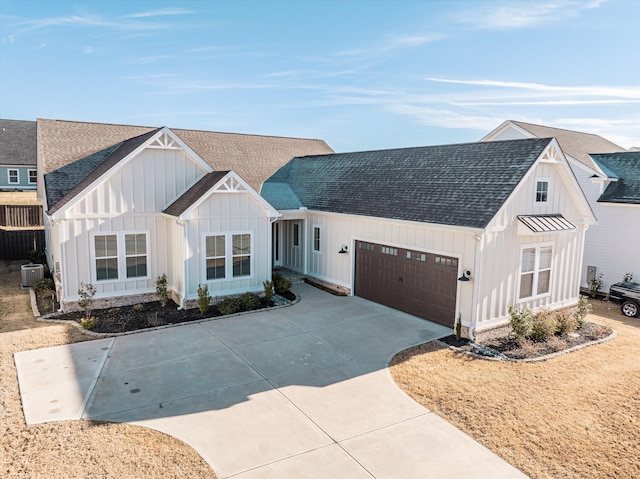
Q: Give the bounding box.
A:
[390,300,640,479]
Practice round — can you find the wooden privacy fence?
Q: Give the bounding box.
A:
[0,204,44,228]
[0,229,45,260]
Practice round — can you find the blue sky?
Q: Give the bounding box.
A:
[1,0,639,152]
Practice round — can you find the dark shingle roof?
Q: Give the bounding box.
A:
[262,138,553,229]
[590,152,640,204]
[164,171,230,217]
[0,119,37,166]
[45,129,160,213]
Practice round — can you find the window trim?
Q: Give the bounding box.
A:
[292,223,300,248]
[28,169,37,184]
[202,231,254,282]
[535,177,550,204]
[91,231,150,283]
[517,242,553,302]
[8,169,19,184]
[312,225,321,254]
[124,232,149,279]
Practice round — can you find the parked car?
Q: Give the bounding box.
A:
[608,282,640,317]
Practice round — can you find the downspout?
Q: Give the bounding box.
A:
[178,219,188,310]
[267,215,279,280]
[469,231,485,341]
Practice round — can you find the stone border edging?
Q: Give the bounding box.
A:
[435,328,618,363]
[30,288,300,338]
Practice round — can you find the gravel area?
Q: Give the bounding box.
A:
[390,299,640,479]
[1,260,217,479]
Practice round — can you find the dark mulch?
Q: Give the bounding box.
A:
[39,291,296,334]
[440,322,613,360]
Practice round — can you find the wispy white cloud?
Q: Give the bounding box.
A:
[459,0,609,30]
[81,46,94,55]
[129,55,171,64]
[11,14,164,34]
[335,33,443,58]
[125,8,194,18]
[426,77,640,100]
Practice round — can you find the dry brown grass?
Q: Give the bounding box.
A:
[0,260,217,479]
[390,301,640,479]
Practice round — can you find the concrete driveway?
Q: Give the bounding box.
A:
[15,283,527,478]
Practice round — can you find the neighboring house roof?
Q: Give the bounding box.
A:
[37,118,334,193]
[163,170,229,216]
[508,121,626,172]
[590,152,640,204]
[0,119,37,166]
[45,129,161,214]
[262,137,554,229]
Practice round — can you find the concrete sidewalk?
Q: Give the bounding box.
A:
[15,283,528,478]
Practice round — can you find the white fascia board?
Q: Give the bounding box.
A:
[50,127,211,221]
[179,171,281,221]
[480,121,536,141]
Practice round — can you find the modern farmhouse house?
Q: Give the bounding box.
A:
[262,138,595,338]
[36,119,333,311]
[482,121,638,291]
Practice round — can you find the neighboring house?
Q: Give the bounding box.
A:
[262,138,595,338]
[482,121,637,291]
[0,119,37,190]
[37,119,333,311]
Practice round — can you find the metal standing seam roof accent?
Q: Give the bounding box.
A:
[517,215,576,232]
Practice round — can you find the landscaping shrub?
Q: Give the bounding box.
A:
[239,292,260,311]
[529,309,558,342]
[588,273,603,297]
[509,305,533,339]
[555,309,579,335]
[31,277,54,293]
[155,274,169,307]
[132,303,144,312]
[272,273,292,295]
[263,280,273,304]
[197,284,211,314]
[78,282,97,320]
[573,294,592,327]
[216,296,241,315]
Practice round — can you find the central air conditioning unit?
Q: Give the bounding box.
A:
[21,264,44,287]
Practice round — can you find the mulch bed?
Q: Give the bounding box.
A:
[39,292,295,334]
[440,322,612,360]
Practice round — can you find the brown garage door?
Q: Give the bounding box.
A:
[354,241,458,327]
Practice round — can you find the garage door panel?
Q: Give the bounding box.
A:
[355,241,457,327]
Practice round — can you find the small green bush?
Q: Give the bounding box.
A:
[555,309,578,335]
[78,282,97,320]
[623,272,634,282]
[155,274,169,307]
[216,296,241,315]
[588,273,603,298]
[28,250,46,264]
[263,280,273,303]
[132,303,144,312]
[573,295,592,327]
[455,313,462,340]
[509,305,533,339]
[31,277,54,293]
[80,316,97,330]
[197,284,211,314]
[272,273,292,295]
[239,292,260,311]
[529,309,557,342]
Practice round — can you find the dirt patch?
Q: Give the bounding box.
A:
[390,299,640,479]
[0,260,217,478]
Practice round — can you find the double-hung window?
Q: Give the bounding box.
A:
[519,244,553,300]
[535,179,549,203]
[94,235,119,281]
[93,232,148,282]
[28,169,37,184]
[204,232,252,280]
[8,169,19,184]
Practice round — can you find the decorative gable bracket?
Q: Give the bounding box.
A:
[148,132,181,149]
[213,175,247,193]
[539,144,561,164]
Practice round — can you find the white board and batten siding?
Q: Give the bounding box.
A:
[182,191,273,299]
[474,160,588,330]
[295,210,479,327]
[56,147,208,302]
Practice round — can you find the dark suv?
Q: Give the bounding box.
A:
[608,282,640,317]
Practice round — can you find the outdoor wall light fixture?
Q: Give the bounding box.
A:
[338,245,348,254]
[458,270,471,282]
